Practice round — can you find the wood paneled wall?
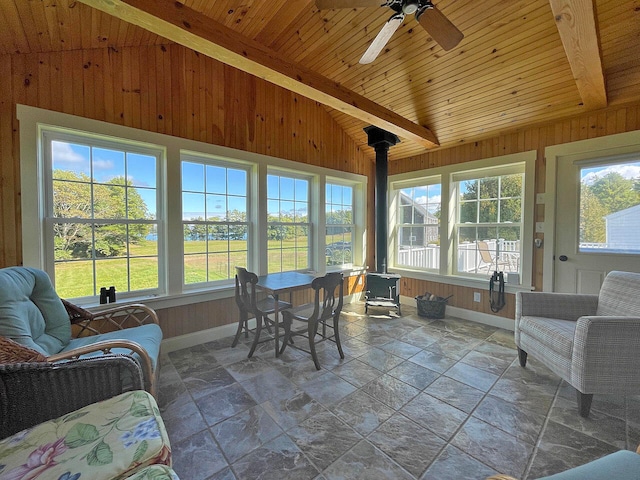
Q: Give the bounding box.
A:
[391,102,640,322]
[1,41,640,335]
[0,44,372,338]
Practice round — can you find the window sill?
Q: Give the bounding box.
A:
[389,267,535,294]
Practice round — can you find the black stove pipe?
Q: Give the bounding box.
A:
[364,126,400,274]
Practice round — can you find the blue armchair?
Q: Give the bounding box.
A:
[0,266,162,396]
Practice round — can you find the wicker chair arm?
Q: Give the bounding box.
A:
[0,355,143,439]
[0,336,47,364]
[486,476,518,480]
[46,339,155,396]
[64,300,159,336]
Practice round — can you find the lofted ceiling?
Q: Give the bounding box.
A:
[1,0,639,160]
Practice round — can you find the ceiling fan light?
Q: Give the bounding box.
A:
[402,0,419,15]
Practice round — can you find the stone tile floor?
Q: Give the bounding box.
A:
[158,302,639,480]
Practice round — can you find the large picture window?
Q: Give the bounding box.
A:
[45,132,160,299]
[390,151,534,284]
[182,158,249,284]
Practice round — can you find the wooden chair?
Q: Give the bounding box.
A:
[279,272,344,369]
[232,267,291,357]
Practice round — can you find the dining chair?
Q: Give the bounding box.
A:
[232,267,292,357]
[279,272,344,369]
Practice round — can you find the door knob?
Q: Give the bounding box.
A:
[558,255,568,261]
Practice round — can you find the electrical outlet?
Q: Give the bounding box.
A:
[473,292,481,302]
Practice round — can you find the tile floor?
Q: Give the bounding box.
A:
[158,302,639,480]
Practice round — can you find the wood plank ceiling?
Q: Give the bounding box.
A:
[1,0,639,160]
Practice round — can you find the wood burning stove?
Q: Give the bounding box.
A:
[363,126,402,316]
[365,272,401,315]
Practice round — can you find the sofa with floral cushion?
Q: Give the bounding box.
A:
[0,358,178,480]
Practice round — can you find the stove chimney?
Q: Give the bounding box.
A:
[364,126,400,273]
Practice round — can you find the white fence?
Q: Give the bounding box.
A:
[398,239,520,273]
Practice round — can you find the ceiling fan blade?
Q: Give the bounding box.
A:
[359,13,404,64]
[315,0,383,9]
[416,4,463,51]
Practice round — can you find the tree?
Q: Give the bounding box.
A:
[580,188,607,243]
[53,170,152,259]
[588,172,639,214]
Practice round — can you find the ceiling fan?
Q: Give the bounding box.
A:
[315,0,464,64]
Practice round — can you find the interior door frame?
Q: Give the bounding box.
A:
[543,130,640,292]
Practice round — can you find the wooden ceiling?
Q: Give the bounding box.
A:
[1,0,639,160]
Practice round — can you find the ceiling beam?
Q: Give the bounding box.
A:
[77,0,439,148]
[549,0,607,109]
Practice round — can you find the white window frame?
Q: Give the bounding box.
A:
[389,150,536,291]
[266,169,313,273]
[325,180,357,270]
[181,152,253,286]
[18,105,367,309]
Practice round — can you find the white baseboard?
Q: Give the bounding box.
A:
[161,294,515,353]
[161,318,257,353]
[400,295,515,331]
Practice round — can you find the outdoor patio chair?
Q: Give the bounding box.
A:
[0,266,163,396]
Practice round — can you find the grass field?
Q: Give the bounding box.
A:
[55,237,313,298]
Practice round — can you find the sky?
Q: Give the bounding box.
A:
[53,141,353,221]
[580,161,640,185]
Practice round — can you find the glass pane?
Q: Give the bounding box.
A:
[184,224,206,251]
[500,198,521,222]
[479,199,498,223]
[296,248,309,270]
[579,161,640,253]
[479,177,497,199]
[458,226,477,243]
[184,254,207,284]
[94,223,127,257]
[228,169,247,196]
[208,252,230,281]
[208,225,229,249]
[399,205,414,224]
[206,165,226,194]
[129,257,158,291]
[128,187,156,220]
[129,226,156,255]
[501,174,522,197]
[95,258,128,294]
[267,249,282,273]
[280,177,294,200]
[295,179,308,202]
[54,260,94,298]
[183,192,205,220]
[206,194,227,220]
[182,162,205,192]
[228,196,246,217]
[94,148,125,184]
[53,180,92,218]
[459,180,477,200]
[127,153,156,188]
[92,185,126,219]
[267,200,279,218]
[229,250,247,272]
[53,222,93,260]
[459,201,477,223]
[230,224,247,242]
[267,174,279,198]
[294,202,307,222]
[133,187,156,219]
[280,201,294,220]
[52,141,91,178]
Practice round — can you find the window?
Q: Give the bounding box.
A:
[44,131,160,299]
[390,151,535,285]
[396,182,441,270]
[455,169,523,275]
[267,173,310,273]
[579,159,640,253]
[182,157,249,284]
[20,105,367,305]
[326,183,354,267]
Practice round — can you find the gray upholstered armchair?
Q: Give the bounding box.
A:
[515,270,640,417]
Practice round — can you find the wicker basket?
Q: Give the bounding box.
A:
[415,293,451,319]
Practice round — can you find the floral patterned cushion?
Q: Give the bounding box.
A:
[122,464,179,480]
[0,390,171,480]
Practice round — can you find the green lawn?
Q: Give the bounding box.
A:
[55,237,314,298]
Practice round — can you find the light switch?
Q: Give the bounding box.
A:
[536,193,546,204]
[536,222,544,233]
